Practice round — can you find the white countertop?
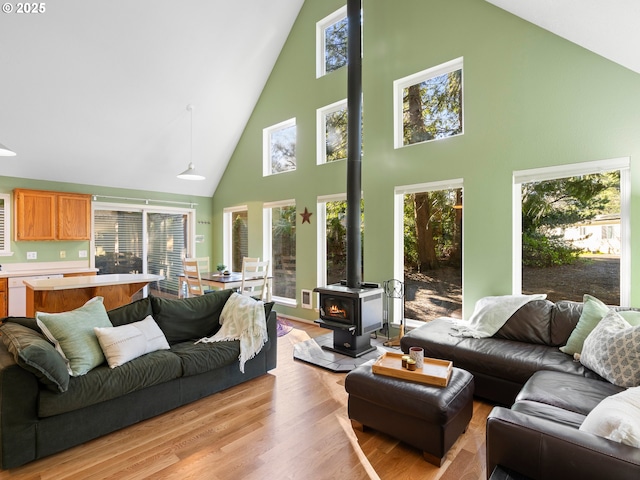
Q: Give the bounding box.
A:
[24,274,164,291]
[0,267,98,278]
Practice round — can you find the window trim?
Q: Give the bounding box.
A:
[317,99,348,165]
[512,157,631,306]
[223,205,248,272]
[393,57,464,149]
[0,193,13,257]
[394,179,464,326]
[316,5,347,78]
[263,118,297,177]
[263,199,297,306]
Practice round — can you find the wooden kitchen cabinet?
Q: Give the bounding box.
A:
[0,278,6,317]
[14,189,91,241]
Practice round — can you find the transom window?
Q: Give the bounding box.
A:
[316,6,348,78]
[263,118,296,176]
[394,57,464,148]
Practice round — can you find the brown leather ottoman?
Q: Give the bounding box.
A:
[345,361,474,466]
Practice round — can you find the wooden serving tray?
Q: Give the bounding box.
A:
[372,352,453,387]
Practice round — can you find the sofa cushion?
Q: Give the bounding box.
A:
[106,297,153,327]
[549,300,583,346]
[150,290,233,344]
[38,349,182,417]
[580,310,640,388]
[579,385,640,447]
[515,370,624,417]
[560,294,610,356]
[0,322,69,393]
[170,340,240,376]
[94,315,170,368]
[36,297,113,376]
[494,299,554,345]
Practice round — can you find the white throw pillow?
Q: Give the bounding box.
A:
[94,315,170,368]
[580,310,640,388]
[580,386,640,448]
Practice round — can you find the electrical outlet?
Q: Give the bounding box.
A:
[79,250,87,258]
[60,251,66,259]
[27,251,37,260]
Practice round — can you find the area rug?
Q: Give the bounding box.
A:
[276,316,293,337]
[292,333,384,373]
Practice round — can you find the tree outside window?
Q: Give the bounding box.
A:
[317,6,348,77]
[271,204,296,299]
[394,58,464,148]
[264,119,296,176]
[521,171,621,304]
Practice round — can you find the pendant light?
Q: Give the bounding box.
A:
[0,142,16,156]
[177,104,205,180]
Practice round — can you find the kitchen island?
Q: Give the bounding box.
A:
[24,273,163,316]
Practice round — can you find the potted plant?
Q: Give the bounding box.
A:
[216,263,226,274]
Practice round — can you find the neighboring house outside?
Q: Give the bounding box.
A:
[562,214,621,255]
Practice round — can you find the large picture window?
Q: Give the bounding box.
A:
[394,180,463,324]
[316,6,347,78]
[263,118,296,176]
[513,158,630,306]
[264,200,296,304]
[317,194,365,288]
[394,58,463,148]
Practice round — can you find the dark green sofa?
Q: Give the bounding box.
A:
[0,289,277,469]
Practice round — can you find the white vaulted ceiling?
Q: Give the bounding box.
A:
[0,0,637,197]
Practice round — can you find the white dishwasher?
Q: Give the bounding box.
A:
[8,274,64,317]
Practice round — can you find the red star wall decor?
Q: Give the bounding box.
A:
[300,207,313,224]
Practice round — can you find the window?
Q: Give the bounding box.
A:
[0,194,12,256]
[317,194,365,288]
[317,99,348,164]
[513,158,630,306]
[263,118,296,176]
[223,206,249,272]
[394,180,463,324]
[264,200,296,304]
[394,57,463,148]
[93,204,195,298]
[316,6,348,78]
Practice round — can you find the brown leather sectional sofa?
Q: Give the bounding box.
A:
[400,298,640,480]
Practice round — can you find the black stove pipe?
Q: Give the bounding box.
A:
[346,0,362,289]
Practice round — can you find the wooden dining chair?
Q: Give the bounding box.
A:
[183,257,206,297]
[240,259,270,301]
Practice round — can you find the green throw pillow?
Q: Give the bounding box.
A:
[560,294,609,356]
[619,310,640,326]
[0,321,70,392]
[36,296,113,376]
[107,296,153,327]
[150,290,233,344]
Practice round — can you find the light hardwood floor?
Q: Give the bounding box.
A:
[1,322,494,480]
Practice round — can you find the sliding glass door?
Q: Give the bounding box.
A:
[93,204,194,298]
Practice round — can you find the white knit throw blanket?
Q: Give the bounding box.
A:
[195,292,268,373]
[452,294,547,338]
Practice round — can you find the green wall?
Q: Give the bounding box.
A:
[213,0,640,320]
[0,176,213,265]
